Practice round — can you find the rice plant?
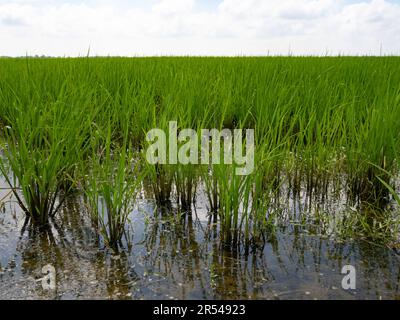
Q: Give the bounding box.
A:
[0,101,88,225]
[0,56,399,246]
[83,125,143,249]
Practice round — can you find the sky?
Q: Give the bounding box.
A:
[0,0,399,56]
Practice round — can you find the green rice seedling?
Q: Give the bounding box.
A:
[83,125,143,250]
[172,126,204,213]
[203,170,220,216]
[145,164,174,208]
[1,56,400,245]
[247,146,283,248]
[174,164,200,212]
[370,163,400,205]
[210,163,253,247]
[333,204,398,244]
[0,101,88,226]
[142,120,173,208]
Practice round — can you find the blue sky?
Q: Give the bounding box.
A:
[0,0,399,56]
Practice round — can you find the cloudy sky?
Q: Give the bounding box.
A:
[0,0,399,56]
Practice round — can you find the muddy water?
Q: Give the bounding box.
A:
[0,186,400,300]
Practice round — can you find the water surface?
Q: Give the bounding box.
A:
[1,186,399,300]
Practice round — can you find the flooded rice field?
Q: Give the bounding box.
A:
[1,57,400,300]
[1,179,400,300]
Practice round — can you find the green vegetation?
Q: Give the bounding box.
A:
[83,124,142,249]
[0,90,88,225]
[0,56,399,248]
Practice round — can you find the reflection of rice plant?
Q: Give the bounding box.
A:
[84,126,143,249]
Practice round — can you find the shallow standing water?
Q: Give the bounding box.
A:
[0,183,400,300]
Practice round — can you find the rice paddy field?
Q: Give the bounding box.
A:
[1,56,400,299]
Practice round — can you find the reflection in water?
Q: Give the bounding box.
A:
[0,193,400,299]
[0,196,137,299]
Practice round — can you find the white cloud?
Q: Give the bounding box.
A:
[152,0,195,15]
[0,0,399,56]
